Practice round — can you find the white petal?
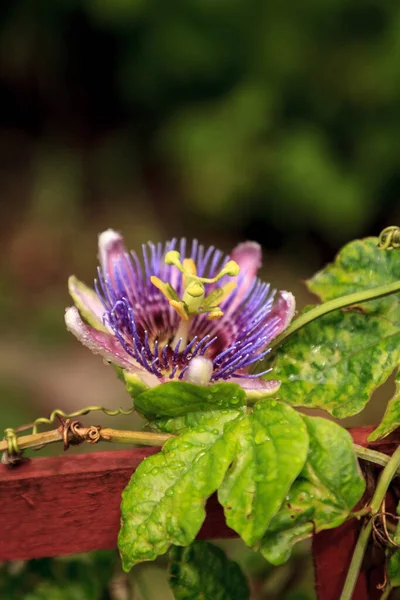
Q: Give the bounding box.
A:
[98,229,127,280]
[65,306,135,370]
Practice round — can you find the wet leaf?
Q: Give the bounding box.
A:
[267,310,400,417]
[268,236,400,417]
[170,542,249,600]
[308,237,400,319]
[369,371,400,441]
[218,400,309,546]
[133,381,246,418]
[152,410,237,434]
[118,410,241,570]
[260,416,365,565]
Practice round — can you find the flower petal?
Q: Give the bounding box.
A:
[68,275,108,332]
[228,241,262,309]
[230,241,262,284]
[65,306,136,371]
[231,376,281,401]
[98,229,127,281]
[269,291,296,338]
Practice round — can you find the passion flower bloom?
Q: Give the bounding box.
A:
[65,231,295,395]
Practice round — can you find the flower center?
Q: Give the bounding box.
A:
[150,251,240,350]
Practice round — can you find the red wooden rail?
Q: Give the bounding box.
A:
[0,446,236,562]
[0,426,399,600]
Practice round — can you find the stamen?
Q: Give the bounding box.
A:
[150,250,240,338]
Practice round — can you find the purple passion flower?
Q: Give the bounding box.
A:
[65,231,295,396]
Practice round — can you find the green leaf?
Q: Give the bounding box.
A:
[270,236,400,417]
[267,309,400,417]
[260,416,365,565]
[0,551,116,600]
[218,400,309,546]
[24,583,91,600]
[152,410,235,434]
[387,501,400,587]
[169,542,249,600]
[308,237,400,319]
[118,410,242,571]
[133,381,246,418]
[388,552,400,587]
[369,371,400,441]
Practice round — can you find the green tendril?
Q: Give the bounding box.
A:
[3,428,21,456]
[377,226,400,250]
[32,405,135,434]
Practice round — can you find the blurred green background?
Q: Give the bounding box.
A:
[1,0,400,597]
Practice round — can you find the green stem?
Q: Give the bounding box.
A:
[340,445,400,600]
[380,584,393,600]
[353,444,400,475]
[270,280,400,350]
[0,427,173,454]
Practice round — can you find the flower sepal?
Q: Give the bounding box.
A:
[68,275,109,333]
[124,371,152,398]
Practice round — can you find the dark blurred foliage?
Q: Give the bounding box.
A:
[0,543,316,600]
[1,2,400,597]
[1,0,400,257]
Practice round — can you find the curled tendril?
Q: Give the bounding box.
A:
[1,428,24,467]
[4,428,21,456]
[377,226,400,250]
[31,405,135,435]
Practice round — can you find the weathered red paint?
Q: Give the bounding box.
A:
[0,447,236,562]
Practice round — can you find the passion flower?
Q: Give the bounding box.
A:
[65,231,295,395]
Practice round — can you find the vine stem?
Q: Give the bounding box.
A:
[340,445,400,600]
[270,280,400,350]
[380,584,393,600]
[353,445,400,475]
[1,428,397,465]
[0,428,174,454]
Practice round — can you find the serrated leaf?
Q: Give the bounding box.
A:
[260,416,365,565]
[118,410,242,571]
[267,310,400,417]
[218,400,309,546]
[270,235,400,417]
[169,542,249,600]
[133,381,246,418]
[308,237,400,319]
[369,371,400,441]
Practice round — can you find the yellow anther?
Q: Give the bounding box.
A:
[208,307,224,320]
[203,281,237,309]
[183,258,197,276]
[150,275,164,291]
[150,276,179,302]
[152,251,240,326]
[169,299,189,321]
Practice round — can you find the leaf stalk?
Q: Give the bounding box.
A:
[340,445,400,600]
[271,280,400,350]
